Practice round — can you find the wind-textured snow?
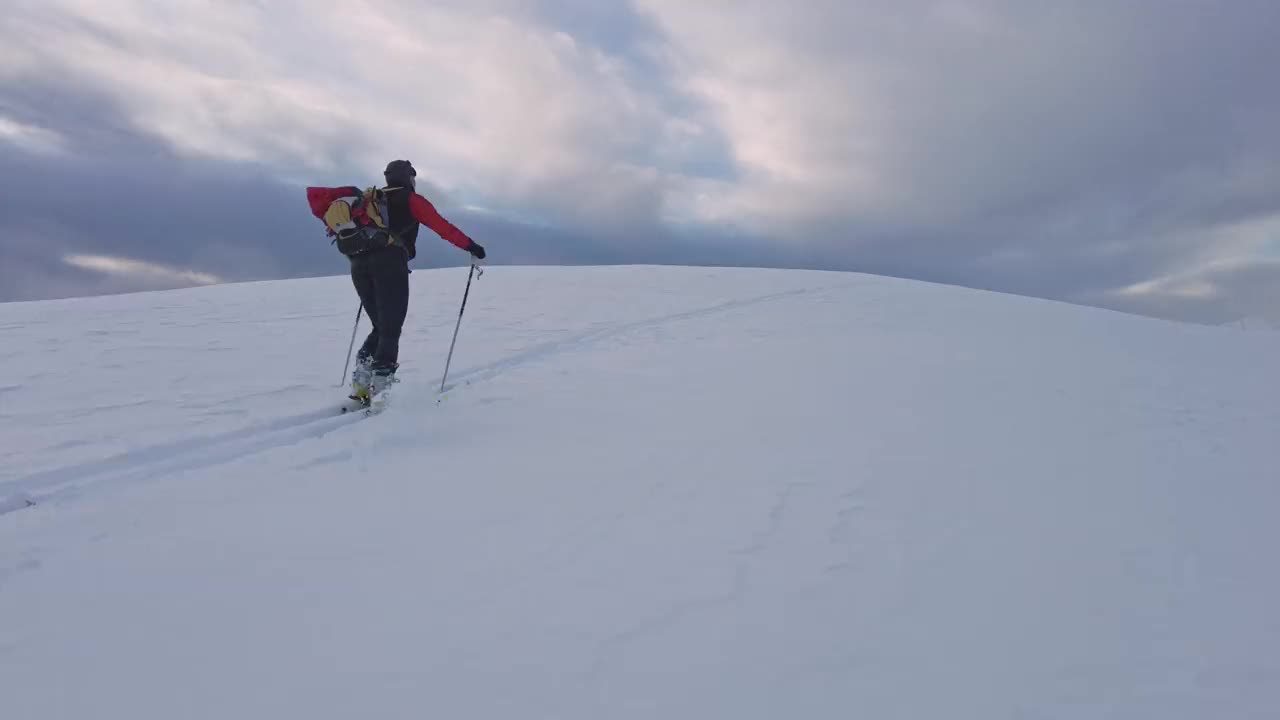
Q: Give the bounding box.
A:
[1,265,1277,719]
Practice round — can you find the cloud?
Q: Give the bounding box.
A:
[0,115,67,155]
[630,0,1280,319]
[63,254,221,287]
[0,85,337,302]
[0,1,726,228]
[1097,258,1280,326]
[2,1,1279,324]
[637,2,1280,220]
[0,0,740,302]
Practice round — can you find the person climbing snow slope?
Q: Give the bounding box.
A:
[306,159,486,404]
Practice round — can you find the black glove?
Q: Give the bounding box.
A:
[468,241,486,260]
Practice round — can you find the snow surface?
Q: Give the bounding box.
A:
[1,265,1278,719]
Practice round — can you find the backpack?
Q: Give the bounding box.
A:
[323,187,399,257]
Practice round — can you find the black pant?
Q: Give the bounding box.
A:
[350,246,409,372]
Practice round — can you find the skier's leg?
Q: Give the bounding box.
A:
[349,257,381,395]
[370,248,410,379]
[350,256,380,362]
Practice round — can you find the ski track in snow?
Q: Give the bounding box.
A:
[1,284,828,518]
[442,285,819,391]
[0,407,366,515]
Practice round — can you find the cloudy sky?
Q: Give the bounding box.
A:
[2,0,1279,323]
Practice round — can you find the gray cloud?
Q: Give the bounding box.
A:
[0,79,763,303]
[2,1,1279,324]
[0,79,333,300]
[633,0,1280,319]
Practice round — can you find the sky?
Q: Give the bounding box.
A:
[2,0,1279,324]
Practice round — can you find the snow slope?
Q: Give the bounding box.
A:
[1,265,1277,719]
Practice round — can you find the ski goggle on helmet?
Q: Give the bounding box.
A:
[384,159,417,190]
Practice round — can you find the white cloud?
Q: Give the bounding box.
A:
[1118,276,1219,301]
[0,115,67,155]
[64,253,221,287]
[638,2,1280,226]
[1113,212,1280,314]
[1,0,698,229]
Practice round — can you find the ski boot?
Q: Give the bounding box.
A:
[369,367,398,397]
[347,362,398,413]
[349,357,375,407]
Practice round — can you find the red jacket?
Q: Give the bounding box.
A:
[306,185,474,253]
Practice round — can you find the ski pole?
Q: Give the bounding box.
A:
[440,263,479,394]
[339,302,363,386]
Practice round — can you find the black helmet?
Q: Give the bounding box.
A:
[384,159,416,189]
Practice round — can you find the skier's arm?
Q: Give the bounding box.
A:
[306,186,360,218]
[409,192,476,252]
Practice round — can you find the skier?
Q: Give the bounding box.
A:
[306,159,486,404]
